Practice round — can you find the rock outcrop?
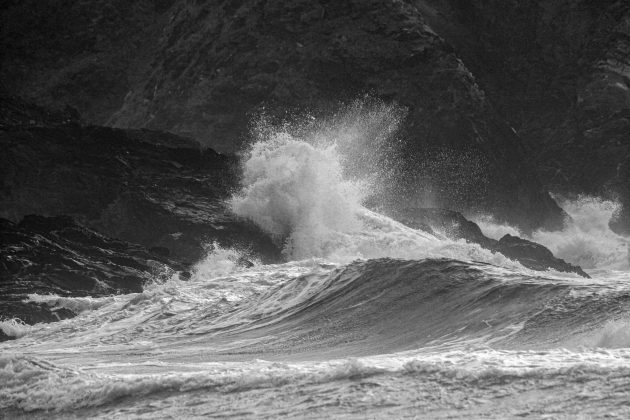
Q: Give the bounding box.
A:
[0,215,186,334]
[0,0,170,124]
[417,0,630,233]
[0,114,282,264]
[391,207,589,277]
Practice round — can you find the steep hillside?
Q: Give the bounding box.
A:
[417,0,630,231]
[1,0,593,230]
[0,0,172,123]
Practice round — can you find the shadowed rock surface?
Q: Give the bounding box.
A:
[0,0,170,124]
[0,120,282,264]
[496,234,588,277]
[417,0,630,233]
[0,215,187,338]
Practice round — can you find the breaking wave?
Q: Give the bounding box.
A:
[230,110,528,270]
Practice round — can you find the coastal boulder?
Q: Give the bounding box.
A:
[390,207,589,278]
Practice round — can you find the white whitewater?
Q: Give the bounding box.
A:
[2,105,630,419]
[475,195,630,270]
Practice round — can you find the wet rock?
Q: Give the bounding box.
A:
[392,208,493,248]
[391,207,590,278]
[0,120,283,265]
[1,214,184,292]
[497,234,589,277]
[0,214,187,329]
[420,0,630,231]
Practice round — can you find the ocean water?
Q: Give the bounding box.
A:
[2,111,630,419]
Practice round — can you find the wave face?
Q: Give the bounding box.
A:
[3,107,630,418]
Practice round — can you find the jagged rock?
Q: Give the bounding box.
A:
[0,121,283,264]
[391,207,590,278]
[1,214,185,288]
[0,214,187,336]
[391,207,493,248]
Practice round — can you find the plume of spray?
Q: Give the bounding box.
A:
[228,100,529,270]
[530,196,630,270]
[229,99,403,259]
[474,195,630,270]
[230,132,365,259]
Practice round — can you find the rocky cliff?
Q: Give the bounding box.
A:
[0,105,281,264]
[416,0,630,232]
[1,0,569,231]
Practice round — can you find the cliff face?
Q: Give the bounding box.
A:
[0,0,171,124]
[418,0,630,231]
[0,0,567,230]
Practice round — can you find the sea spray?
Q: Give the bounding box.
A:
[230,106,529,269]
[0,318,32,339]
[472,215,523,240]
[531,196,630,270]
[192,243,260,279]
[230,133,366,259]
[475,196,630,270]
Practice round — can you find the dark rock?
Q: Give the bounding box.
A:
[0,1,565,231]
[236,256,255,269]
[0,88,83,128]
[149,246,171,257]
[0,0,168,124]
[0,214,186,329]
[391,207,494,248]
[390,207,590,278]
[497,234,588,277]
[0,123,283,264]
[419,0,630,232]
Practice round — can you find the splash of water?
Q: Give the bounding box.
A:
[229,105,529,270]
[230,133,366,259]
[0,319,32,339]
[472,215,522,240]
[591,318,630,349]
[476,196,630,270]
[192,243,259,280]
[531,196,630,270]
